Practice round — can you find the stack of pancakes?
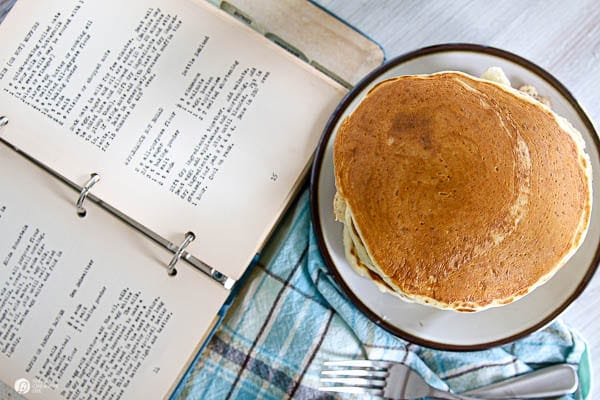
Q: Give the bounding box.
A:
[333,71,592,312]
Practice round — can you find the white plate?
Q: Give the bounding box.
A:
[310,44,600,350]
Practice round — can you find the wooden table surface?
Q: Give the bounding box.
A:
[0,1,598,398]
[315,0,600,389]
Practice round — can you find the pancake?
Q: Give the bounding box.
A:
[333,71,592,312]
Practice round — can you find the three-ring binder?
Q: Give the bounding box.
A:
[167,231,196,276]
[76,173,100,217]
[1,115,232,285]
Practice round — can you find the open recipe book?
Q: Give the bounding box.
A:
[0,0,383,398]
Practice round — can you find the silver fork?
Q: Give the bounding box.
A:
[319,360,578,399]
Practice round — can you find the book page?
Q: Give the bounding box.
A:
[0,0,345,279]
[0,144,228,400]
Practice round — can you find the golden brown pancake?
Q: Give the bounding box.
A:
[333,71,592,312]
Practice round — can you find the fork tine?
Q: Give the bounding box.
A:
[321,369,388,378]
[323,360,391,369]
[320,377,386,387]
[319,360,391,397]
[318,386,384,395]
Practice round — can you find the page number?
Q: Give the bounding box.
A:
[153,367,161,374]
[270,172,278,182]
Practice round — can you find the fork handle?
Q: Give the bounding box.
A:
[461,364,578,398]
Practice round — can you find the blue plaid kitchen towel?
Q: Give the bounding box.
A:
[172,190,591,400]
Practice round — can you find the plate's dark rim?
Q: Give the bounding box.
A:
[309,43,600,351]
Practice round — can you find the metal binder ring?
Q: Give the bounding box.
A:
[167,231,196,276]
[76,173,100,217]
[0,116,8,127]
